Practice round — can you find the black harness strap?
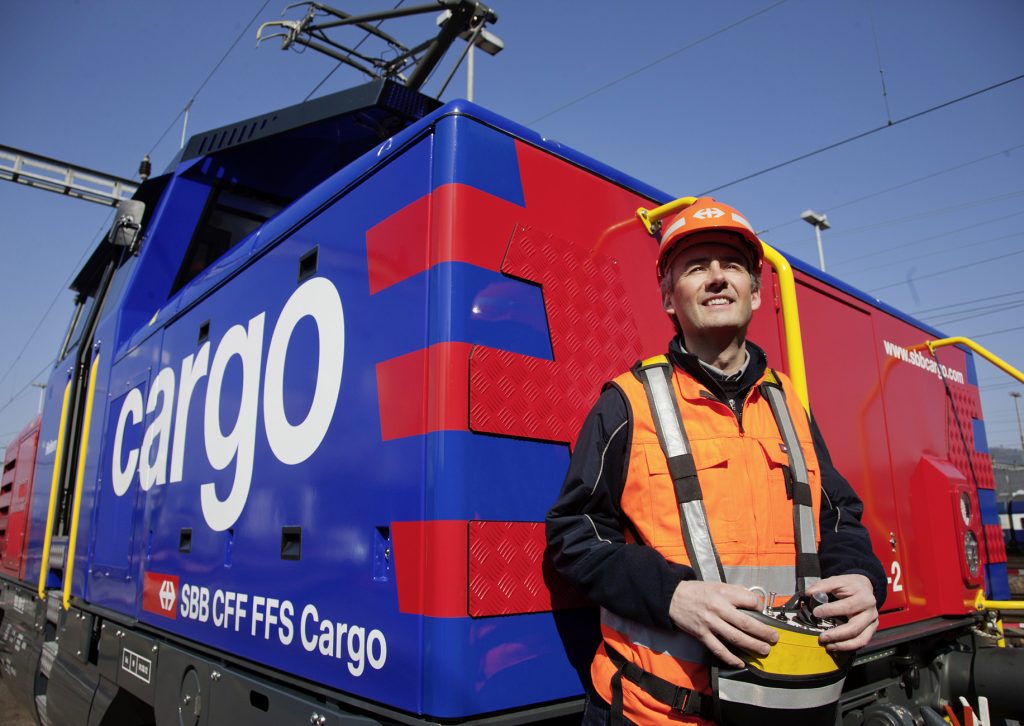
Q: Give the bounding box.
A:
[606,645,714,724]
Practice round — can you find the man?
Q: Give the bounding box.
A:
[546,197,885,725]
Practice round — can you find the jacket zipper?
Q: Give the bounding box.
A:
[699,391,747,433]
[729,397,745,433]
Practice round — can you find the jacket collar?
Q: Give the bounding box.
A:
[667,337,768,401]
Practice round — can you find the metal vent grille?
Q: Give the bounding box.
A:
[195,115,278,156]
[382,83,438,119]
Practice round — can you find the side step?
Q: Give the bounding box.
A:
[46,593,60,626]
[35,693,49,726]
[40,640,57,678]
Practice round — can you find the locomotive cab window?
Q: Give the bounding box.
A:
[58,239,138,363]
[170,185,286,295]
[58,295,91,363]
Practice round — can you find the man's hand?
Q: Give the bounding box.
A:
[805,574,878,652]
[668,581,778,669]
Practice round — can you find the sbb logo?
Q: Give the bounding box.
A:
[142,572,179,619]
[159,580,176,611]
[693,207,724,220]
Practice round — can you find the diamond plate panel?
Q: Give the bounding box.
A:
[985,523,1007,564]
[946,382,996,490]
[468,521,549,617]
[470,224,642,446]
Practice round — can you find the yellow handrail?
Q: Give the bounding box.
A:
[635,196,697,236]
[925,337,1024,385]
[62,355,100,610]
[761,242,809,412]
[636,197,811,412]
[38,381,72,600]
[975,591,1024,612]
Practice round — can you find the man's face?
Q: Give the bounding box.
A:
[662,236,761,341]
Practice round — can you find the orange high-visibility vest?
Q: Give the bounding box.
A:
[591,358,822,724]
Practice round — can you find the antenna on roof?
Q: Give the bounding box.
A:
[256,0,500,93]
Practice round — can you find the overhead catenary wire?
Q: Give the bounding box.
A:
[841,230,1023,278]
[982,380,1024,391]
[526,0,787,125]
[0,430,28,450]
[831,209,1024,271]
[756,141,1024,237]
[145,0,275,160]
[980,414,1024,424]
[868,247,1024,293]
[864,0,892,124]
[823,190,1024,242]
[0,357,57,420]
[700,73,1024,195]
[920,303,1024,328]
[911,289,1024,317]
[971,324,1024,340]
[977,373,1020,385]
[978,375,1021,386]
[0,212,112,392]
[922,299,1024,327]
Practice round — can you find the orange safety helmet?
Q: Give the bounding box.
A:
[656,197,763,281]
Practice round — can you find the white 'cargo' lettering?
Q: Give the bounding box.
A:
[170,343,210,483]
[202,313,264,532]
[112,388,144,496]
[108,278,345,531]
[140,367,175,491]
[263,277,345,465]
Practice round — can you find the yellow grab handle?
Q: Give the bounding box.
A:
[62,355,100,610]
[38,381,72,600]
[925,337,1024,385]
[761,242,809,413]
[975,589,1024,612]
[636,196,698,235]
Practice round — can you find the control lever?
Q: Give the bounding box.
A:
[796,591,829,627]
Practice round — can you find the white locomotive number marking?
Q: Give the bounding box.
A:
[888,560,904,592]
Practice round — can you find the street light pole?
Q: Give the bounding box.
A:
[801,209,831,272]
[31,381,46,415]
[1011,391,1024,451]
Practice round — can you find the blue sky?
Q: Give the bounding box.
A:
[1,0,1022,452]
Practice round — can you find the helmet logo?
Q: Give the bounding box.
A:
[693,207,724,220]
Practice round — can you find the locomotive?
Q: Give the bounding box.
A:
[1,2,1022,723]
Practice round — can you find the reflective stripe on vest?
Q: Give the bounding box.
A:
[601,609,709,664]
[723,564,798,594]
[640,355,821,593]
[759,376,821,591]
[639,358,725,584]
